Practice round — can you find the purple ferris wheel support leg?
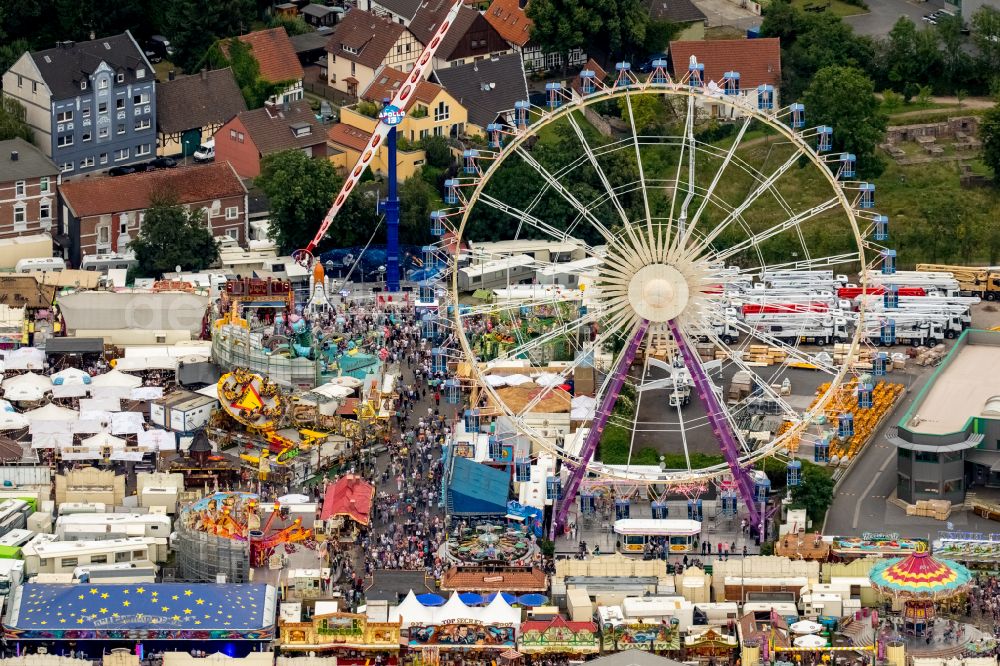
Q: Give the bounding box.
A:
[666,318,761,528]
[550,319,650,540]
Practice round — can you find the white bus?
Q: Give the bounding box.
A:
[614,518,702,555]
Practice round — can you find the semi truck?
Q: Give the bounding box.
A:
[915,264,1000,300]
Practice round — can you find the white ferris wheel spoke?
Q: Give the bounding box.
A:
[621,94,656,263]
[681,116,753,251]
[668,95,697,240]
[565,112,632,230]
[513,146,618,246]
[696,149,805,252]
[476,193,600,255]
[710,197,841,263]
[735,252,862,276]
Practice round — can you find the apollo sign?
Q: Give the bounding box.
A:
[378,104,405,126]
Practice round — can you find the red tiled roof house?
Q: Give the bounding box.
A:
[225,27,305,105]
[483,0,586,72]
[669,38,782,117]
[214,100,328,178]
[325,9,423,98]
[58,162,248,268]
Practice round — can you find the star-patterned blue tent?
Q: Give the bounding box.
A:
[3,583,277,641]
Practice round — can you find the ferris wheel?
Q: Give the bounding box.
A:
[441,61,891,537]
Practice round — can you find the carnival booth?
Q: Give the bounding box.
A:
[396,591,521,650]
[518,616,599,656]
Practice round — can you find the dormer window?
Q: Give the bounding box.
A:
[80,80,87,90]
[116,72,125,83]
[342,44,358,54]
[137,68,145,78]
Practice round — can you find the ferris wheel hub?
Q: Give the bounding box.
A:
[628,264,690,322]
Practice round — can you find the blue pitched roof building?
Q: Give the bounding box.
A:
[445,454,510,516]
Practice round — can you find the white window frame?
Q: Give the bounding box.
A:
[79,156,95,168]
[39,201,51,220]
[434,101,449,122]
[13,205,25,225]
[136,68,145,79]
[225,206,239,220]
[39,177,50,194]
[114,148,129,161]
[116,73,124,83]
[60,162,73,173]
[98,78,108,90]
[97,226,110,244]
[57,135,73,148]
[99,153,108,165]
[135,118,151,131]
[14,181,25,197]
[136,144,151,157]
[133,92,150,105]
[56,110,73,123]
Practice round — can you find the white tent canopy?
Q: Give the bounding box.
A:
[51,367,91,386]
[328,376,363,388]
[2,372,52,401]
[790,620,823,635]
[435,593,474,625]
[82,432,127,449]
[395,590,434,628]
[504,374,532,386]
[0,411,28,430]
[138,429,176,450]
[111,411,145,434]
[91,369,142,389]
[479,593,521,626]
[31,432,72,449]
[793,634,828,648]
[24,402,78,424]
[4,347,44,371]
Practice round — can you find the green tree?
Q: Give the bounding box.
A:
[128,195,220,277]
[936,14,969,91]
[257,150,376,253]
[617,94,663,132]
[790,465,834,524]
[0,98,33,143]
[527,0,647,66]
[208,37,292,108]
[643,19,683,55]
[980,103,1000,181]
[163,0,255,72]
[885,17,918,88]
[267,14,312,36]
[419,135,453,169]
[258,150,342,253]
[398,174,437,245]
[973,6,1000,80]
[803,65,888,178]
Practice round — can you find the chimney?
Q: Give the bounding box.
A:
[10,151,18,162]
[201,67,208,81]
[168,70,176,81]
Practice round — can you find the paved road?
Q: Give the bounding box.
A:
[845,0,938,36]
[824,358,1000,537]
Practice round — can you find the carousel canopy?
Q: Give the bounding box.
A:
[869,548,973,599]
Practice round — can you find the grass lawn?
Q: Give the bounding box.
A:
[790,0,867,17]
[152,60,178,80]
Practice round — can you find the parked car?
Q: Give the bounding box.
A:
[144,35,175,63]
[193,138,215,163]
[108,165,137,177]
[146,156,178,169]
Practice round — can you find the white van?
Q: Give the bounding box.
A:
[15,257,65,273]
[193,138,215,163]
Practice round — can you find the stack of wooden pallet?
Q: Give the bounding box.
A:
[906,499,951,520]
[831,343,883,372]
